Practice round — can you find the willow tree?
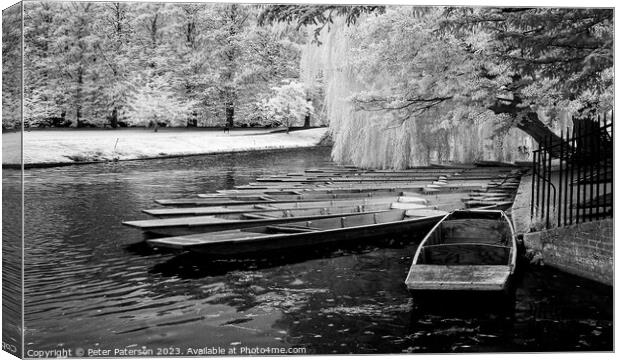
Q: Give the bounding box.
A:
[261,6,613,164]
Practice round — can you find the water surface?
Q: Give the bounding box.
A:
[2,147,612,355]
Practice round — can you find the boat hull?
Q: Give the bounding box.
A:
[148,214,444,256]
[405,209,518,293]
[130,210,390,237]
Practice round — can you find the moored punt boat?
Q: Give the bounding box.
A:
[265,173,506,180]
[254,174,514,183]
[404,209,517,292]
[473,160,517,167]
[237,181,492,193]
[147,208,449,256]
[213,186,421,196]
[463,200,515,209]
[197,188,407,199]
[461,196,510,203]
[143,197,404,217]
[430,163,476,169]
[125,200,430,236]
[236,182,430,190]
[155,191,398,207]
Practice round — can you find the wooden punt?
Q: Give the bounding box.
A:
[473,160,517,167]
[238,181,490,193]
[124,201,431,236]
[213,186,424,196]
[405,209,517,292]
[464,200,515,209]
[430,163,476,169]
[143,196,405,217]
[197,188,404,199]
[461,196,510,203]
[155,191,402,207]
[206,185,461,198]
[237,182,429,190]
[147,208,449,256]
[254,175,511,183]
[295,170,513,177]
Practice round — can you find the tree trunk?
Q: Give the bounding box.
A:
[110,107,118,128]
[76,107,82,128]
[514,112,564,148]
[303,113,311,128]
[225,101,234,128]
[76,68,83,128]
[489,99,565,158]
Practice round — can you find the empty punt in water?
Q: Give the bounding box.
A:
[125,201,431,237]
[155,190,415,207]
[207,186,430,197]
[142,196,404,217]
[147,208,448,256]
[405,209,517,292]
[196,188,410,199]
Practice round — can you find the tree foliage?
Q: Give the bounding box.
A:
[258,5,384,43]
[19,2,304,129]
[261,5,613,148]
[3,4,23,130]
[255,81,314,130]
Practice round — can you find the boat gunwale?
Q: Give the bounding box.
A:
[147,211,446,249]
[411,209,517,274]
[123,209,392,230]
[141,197,404,216]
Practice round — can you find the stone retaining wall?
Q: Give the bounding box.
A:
[511,173,533,234]
[523,219,613,286]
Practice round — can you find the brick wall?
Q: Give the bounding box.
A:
[523,218,613,285]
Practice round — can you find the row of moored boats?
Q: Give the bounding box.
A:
[123,164,525,293]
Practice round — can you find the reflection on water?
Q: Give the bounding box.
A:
[1,147,612,354]
[3,169,23,357]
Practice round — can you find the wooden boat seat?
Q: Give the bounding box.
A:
[241,213,279,219]
[405,265,511,291]
[266,225,321,233]
[421,243,511,266]
[390,202,427,210]
[123,216,236,229]
[405,209,448,218]
[253,204,279,210]
[440,219,509,245]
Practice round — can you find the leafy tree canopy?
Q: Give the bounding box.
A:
[258,5,385,43]
[18,2,304,129]
[260,5,613,148]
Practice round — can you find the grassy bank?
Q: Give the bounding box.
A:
[2,127,329,167]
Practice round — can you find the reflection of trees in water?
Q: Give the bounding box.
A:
[268,249,421,353]
[149,246,423,352]
[2,171,22,356]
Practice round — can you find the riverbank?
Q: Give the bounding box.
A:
[2,127,329,168]
[510,171,613,286]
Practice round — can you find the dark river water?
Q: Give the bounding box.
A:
[2,147,613,355]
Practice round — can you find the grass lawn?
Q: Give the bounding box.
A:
[2,127,329,166]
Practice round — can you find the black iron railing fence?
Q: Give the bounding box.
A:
[531,112,613,229]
